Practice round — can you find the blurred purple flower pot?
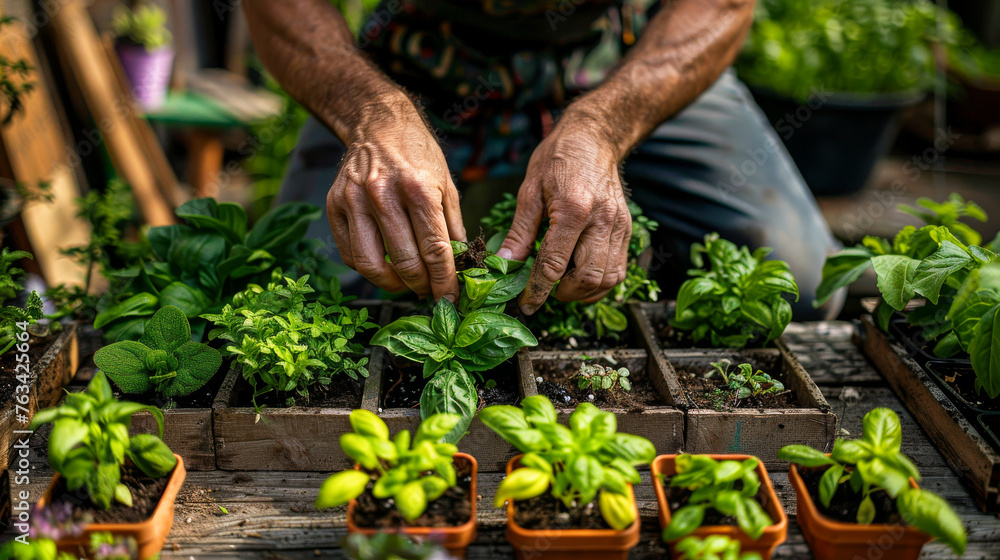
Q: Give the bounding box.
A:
[116,43,173,111]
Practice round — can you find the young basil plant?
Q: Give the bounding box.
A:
[662,454,774,542]
[573,363,632,393]
[481,396,656,531]
[204,273,376,409]
[315,410,462,521]
[706,360,784,401]
[29,372,177,510]
[674,535,763,560]
[95,305,222,399]
[778,407,966,554]
[672,233,798,348]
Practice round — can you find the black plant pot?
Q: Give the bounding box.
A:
[748,86,924,196]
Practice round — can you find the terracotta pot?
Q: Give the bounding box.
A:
[789,462,931,560]
[37,454,186,560]
[503,455,640,560]
[347,452,478,558]
[652,454,787,559]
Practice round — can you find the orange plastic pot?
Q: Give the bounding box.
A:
[503,455,640,560]
[37,454,186,560]
[652,454,787,559]
[347,452,478,558]
[789,462,931,560]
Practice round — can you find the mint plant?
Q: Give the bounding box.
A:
[661,454,774,542]
[111,1,171,49]
[572,363,632,393]
[315,410,463,522]
[705,360,785,403]
[29,372,178,510]
[482,396,656,531]
[778,407,966,554]
[672,234,798,347]
[675,535,762,560]
[94,305,222,399]
[0,247,42,355]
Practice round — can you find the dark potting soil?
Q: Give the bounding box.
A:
[236,374,363,409]
[113,366,227,409]
[674,364,798,411]
[534,356,662,410]
[353,458,474,528]
[655,319,768,349]
[0,333,53,379]
[455,236,488,271]
[800,467,903,525]
[933,365,1000,412]
[49,463,171,524]
[664,477,770,527]
[383,359,519,409]
[513,493,612,530]
[534,331,632,352]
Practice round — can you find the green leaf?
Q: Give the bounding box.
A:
[480,404,548,452]
[970,304,1000,399]
[778,445,835,467]
[176,198,248,244]
[114,483,133,507]
[158,283,211,318]
[94,293,158,329]
[600,433,656,465]
[871,255,921,311]
[951,291,1000,352]
[662,504,706,541]
[94,341,154,394]
[48,419,88,471]
[521,395,557,426]
[431,297,460,345]
[165,341,223,397]
[315,470,369,509]
[819,464,844,509]
[245,202,321,252]
[147,224,188,260]
[341,433,379,469]
[349,410,389,440]
[419,475,450,502]
[897,488,967,555]
[862,408,903,454]
[815,247,873,306]
[675,277,717,318]
[127,434,177,478]
[415,413,462,444]
[139,305,191,351]
[494,468,550,507]
[420,369,477,444]
[857,457,909,498]
[396,480,428,521]
[599,490,636,531]
[484,256,534,305]
[857,495,876,524]
[912,241,973,304]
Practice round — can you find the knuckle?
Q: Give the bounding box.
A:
[343,184,367,213]
[393,255,425,281]
[420,240,453,265]
[548,198,591,225]
[577,269,604,292]
[536,256,567,284]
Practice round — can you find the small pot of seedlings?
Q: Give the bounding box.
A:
[673,535,763,560]
[94,305,222,470]
[652,453,787,559]
[529,351,683,459]
[480,194,661,352]
[779,408,967,560]
[315,410,477,557]
[369,238,538,471]
[342,532,457,560]
[31,372,185,559]
[208,273,383,471]
[482,395,656,559]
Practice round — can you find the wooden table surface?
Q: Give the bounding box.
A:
[8,322,1000,559]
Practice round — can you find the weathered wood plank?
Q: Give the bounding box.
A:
[133,409,215,471]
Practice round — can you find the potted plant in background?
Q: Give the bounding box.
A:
[112,0,174,110]
[778,407,966,559]
[30,371,185,559]
[674,535,763,560]
[736,0,960,194]
[342,532,457,560]
[481,396,656,559]
[315,410,477,557]
[653,453,787,559]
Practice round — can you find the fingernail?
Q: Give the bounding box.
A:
[497,248,513,260]
[443,293,457,304]
[519,300,537,316]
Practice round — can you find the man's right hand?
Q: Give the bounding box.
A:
[326,93,466,303]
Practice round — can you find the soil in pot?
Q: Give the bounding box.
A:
[47,464,170,524]
[383,359,519,409]
[235,374,363,409]
[353,459,473,528]
[663,477,770,527]
[534,329,634,352]
[673,364,799,411]
[0,331,55,374]
[888,319,969,365]
[655,318,769,350]
[798,467,902,525]
[514,493,611,530]
[534,355,661,410]
[928,363,1000,412]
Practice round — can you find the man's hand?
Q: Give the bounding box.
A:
[497,113,631,315]
[326,94,467,302]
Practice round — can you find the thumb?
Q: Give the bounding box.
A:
[497,184,543,261]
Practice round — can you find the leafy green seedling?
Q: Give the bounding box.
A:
[675,535,762,560]
[29,372,177,510]
[342,532,450,560]
[481,396,656,531]
[778,407,966,554]
[316,410,463,522]
[111,1,172,49]
[672,233,798,348]
[95,305,222,398]
[573,363,632,392]
[0,247,43,355]
[661,454,773,542]
[706,360,785,402]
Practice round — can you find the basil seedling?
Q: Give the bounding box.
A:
[29,372,177,510]
[778,407,966,554]
[675,535,762,560]
[315,410,463,522]
[705,360,784,402]
[573,363,632,393]
[481,396,656,531]
[661,454,773,542]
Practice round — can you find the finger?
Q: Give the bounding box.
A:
[579,204,630,304]
[326,186,355,269]
[406,188,461,303]
[555,207,614,302]
[443,175,467,243]
[518,198,588,315]
[372,197,433,298]
[346,209,407,293]
[497,181,544,261]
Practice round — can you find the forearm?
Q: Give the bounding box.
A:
[243,0,414,144]
[566,0,754,161]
